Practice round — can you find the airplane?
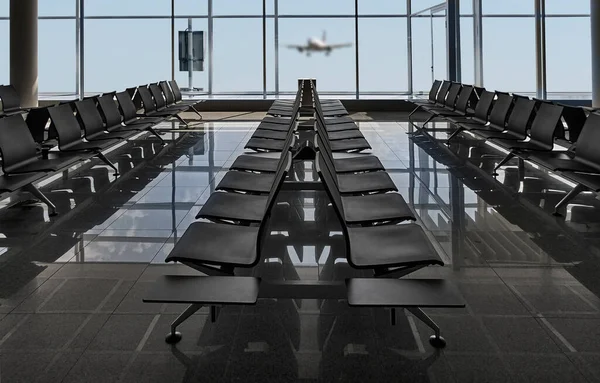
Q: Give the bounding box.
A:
[286,31,352,56]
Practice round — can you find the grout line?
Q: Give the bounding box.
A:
[537,316,578,353]
[35,279,70,313]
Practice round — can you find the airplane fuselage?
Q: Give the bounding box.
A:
[307,38,329,51]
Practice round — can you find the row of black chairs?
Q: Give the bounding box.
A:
[0,80,199,216]
[412,79,600,215]
[145,80,464,348]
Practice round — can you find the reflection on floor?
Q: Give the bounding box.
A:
[0,114,599,382]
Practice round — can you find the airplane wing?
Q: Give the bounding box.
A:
[286,44,308,50]
[326,43,352,49]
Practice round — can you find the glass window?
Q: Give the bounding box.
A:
[482,0,533,15]
[411,17,435,92]
[545,0,589,15]
[174,0,208,16]
[278,18,356,93]
[84,19,171,92]
[460,16,474,85]
[213,18,263,92]
[411,0,445,13]
[39,0,75,17]
[173,18,208,93]
[0,0,6,17]
[213,0,262,16]
[359,18,408,92]
[483,17,535,93]
[84,0,171,17]
[0,21,7,85]
[546,17,591,97]
[279,0,354,16]
[39,20,76,94]
[359,0,406,15]
[461,1,472,15]
[266,18,275,92]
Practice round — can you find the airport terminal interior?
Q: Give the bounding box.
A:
[1,0,600,382]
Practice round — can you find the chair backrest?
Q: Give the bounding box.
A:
[443,83,462,110]
[115,91,138,122]
[97,94,124,129]
[435,81,452,105]
[256,151,292,262]
[0,85,21,112]
[160,81,176,105]
[487,93,514,130]
[427,80,442,102]
[47,104,84,149]
[0,115,39,173]
[472,90,495,123]
[169,80,183,102]
[149,84,167,110]
[560,104,587,143]
[454,85,474,113]
[137,86,158,114]
[126,87,143,110]
[528,103,564,150]
[504,97,536,138]
[571,113,600,172]
[74,99,107,138]
[25,107,52,143]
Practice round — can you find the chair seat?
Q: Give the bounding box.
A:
[329,138,371,152]
[125,116,164,126]
[328,129,363,141]
[256,122,293,132]
[87,130,135,141]
[245,137,287,152]
[267,108,295,117]
[261,116,293,125]
[322,109,348,117]
[62,139,115,152]
[342,193,415,224]
[9,156,80,174]
[333,155,384,173]
[216,171,276,193]
[347,223,444,269]
[337,171,397,194]
[230,155,279,173]
[491,138,551,152]
[559,171,600,192]
[0,172,47,193]
[197,192,268,223]
[251,129,287,140]
[528,152,582,171]
[324,116,354,125]
[165,222,259,267]
[326,123,359,132]
[446,116,485,125]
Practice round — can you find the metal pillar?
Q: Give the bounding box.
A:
[446,0,461,82]
[354,0,360,98]
[208,0,213,95]
[535,0,547,99]
[473,0,483,86]
[187,18,193,90]
[274,0,279,94]
[592,0,600,106]
[171,0,175,81]
[10,0,38,107]
[262,0,267,98]
[407,0,413,95]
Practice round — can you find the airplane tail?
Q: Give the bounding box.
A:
[322,30,326,42]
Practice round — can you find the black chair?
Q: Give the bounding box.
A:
[448,93,514,142]
[315,135,383,174]
[421,85,476,126]
[160,80,203,119]
[315,154,443,275]
[74,99,137,142]
[317,152,414,225]
[47,104,121,175]
[136,86,190,127]
[472,96,536,141]
[490,102,564,173]
[97,94,165,145]
[0,85,29,116]
[408,80,443,118]
[197,152,292,224]
[115,91,165,126]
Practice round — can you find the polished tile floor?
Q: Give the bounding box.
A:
[0,114,599,382]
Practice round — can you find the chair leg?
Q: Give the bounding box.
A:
[165,303,204,344]
[553,183,586,216]
[408,105,422,119]
[95,152,119,176]
[175,114,190,128]
[190,105,203,120]
[23,183,57,216]
[421,114,435,128]
[493,152,516,174]
[406,307,446,348]
[147,127,166,145]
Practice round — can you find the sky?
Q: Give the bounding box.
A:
[0,0,593,96]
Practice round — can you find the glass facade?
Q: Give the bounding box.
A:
[0,0,592,99]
